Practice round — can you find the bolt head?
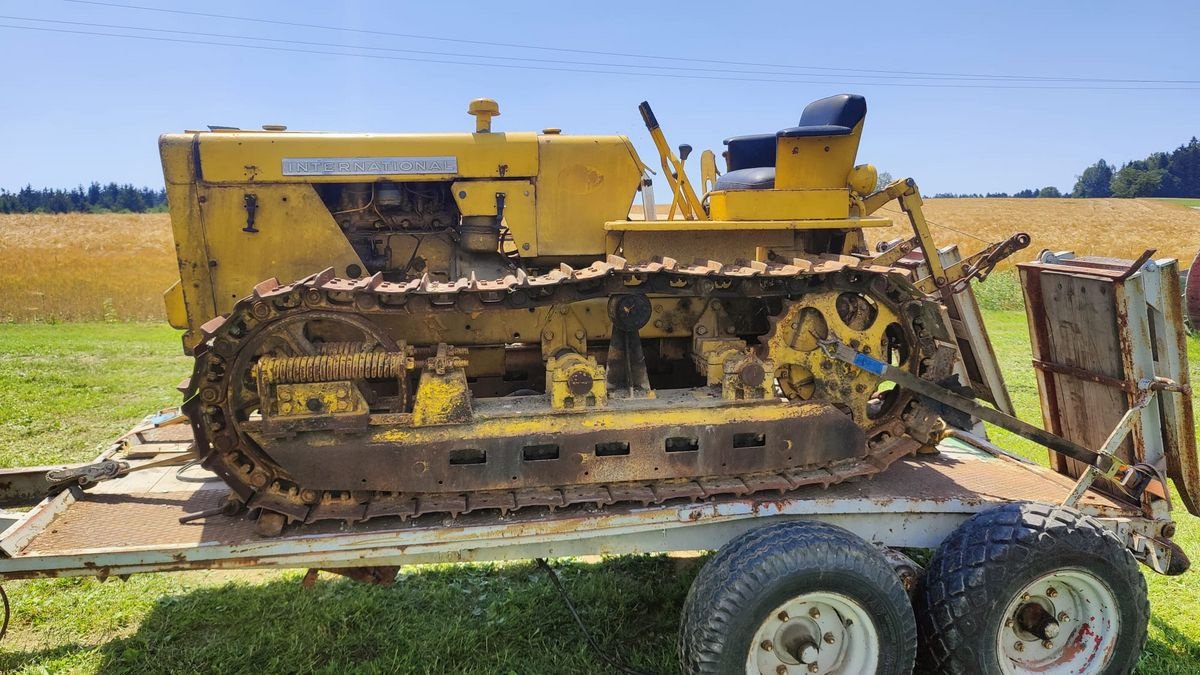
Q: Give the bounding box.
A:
[777,611,789,622]
[1057,612,1069,622]
[807,664,819,673]
[823,631,835,644]
[1046,586,1058,598]
[1042,639,1054,649]
[809,607,821,619]
[760,639,773,651]
[775,666,788,675]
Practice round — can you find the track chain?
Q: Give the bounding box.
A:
[184,252,954,527]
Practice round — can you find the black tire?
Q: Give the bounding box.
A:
[915,502,1149,674]
[679,520,916,675]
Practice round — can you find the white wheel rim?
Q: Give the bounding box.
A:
[997,568,1121,675]
[745,591,879,675]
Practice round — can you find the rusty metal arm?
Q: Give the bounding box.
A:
[820,338,1165,501]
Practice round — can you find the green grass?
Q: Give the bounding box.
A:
[1157,198,1200,209]
[0,317,1198,673]
[0,323,190,467]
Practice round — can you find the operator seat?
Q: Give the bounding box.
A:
[715,94,867,191]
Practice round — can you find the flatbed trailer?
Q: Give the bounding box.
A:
[0,422,1161,580]
[1,253,1195,674]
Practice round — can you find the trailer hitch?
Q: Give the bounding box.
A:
[819,338,1165,503]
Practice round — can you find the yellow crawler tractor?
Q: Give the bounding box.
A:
[161,94,1028,535]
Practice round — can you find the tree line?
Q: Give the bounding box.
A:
[0,183,168,213]
[932,137,1200,199]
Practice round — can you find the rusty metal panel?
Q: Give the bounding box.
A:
[1018,252,1199,515]
[896,244,1014,416]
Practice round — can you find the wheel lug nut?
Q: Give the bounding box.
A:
[1021,592,1030,601]
[777,611,789,622]
[1046,587,1058,598]
[776,666,788,675]
[760,639,773,651]
[808,664,819,673]
[1042,639,1054,649]
[1014,641,1024,652]
[823,632,835,644]
[1057,612,1069,622]
[809,607,821,619]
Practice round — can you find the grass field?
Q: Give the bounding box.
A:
[5,198,1200,323]
[1,308,1198,673]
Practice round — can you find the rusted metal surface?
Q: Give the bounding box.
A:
[185,255,956,528]
[1,440,1134,579]
[1018,252,1200,516]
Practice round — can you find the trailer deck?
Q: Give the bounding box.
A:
[0,418,1141,582]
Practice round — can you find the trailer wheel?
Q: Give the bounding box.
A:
[916,502,1148,674]
[679,521,915,675]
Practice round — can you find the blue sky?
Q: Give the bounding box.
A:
[1,1,1197,194]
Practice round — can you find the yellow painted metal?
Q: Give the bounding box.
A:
[763,288,898,423]
[693,337,746,386]
[467,98,500,133]
[708,189,849,221]
[184,131,540,184]
[371,396,830,446]
[539,304,590,358]
[863,178,949,290]
[452,179,538,256]
[411,349,473,426]
[200,184,363,310]
[848,164,878,196]
[721,352,776,401]
[546,352,607,409]
[699,149,718,195]
[641,108,706,221]
[611,230,796,266]
[162,280,187,330]
[533,135,643,256]
[774,120,866,190]
[274,381,367,417]
[606,216,891,231]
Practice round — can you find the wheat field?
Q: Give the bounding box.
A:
[2,199,1199,322]
[0,213,177,322]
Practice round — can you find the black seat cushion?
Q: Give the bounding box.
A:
[778,94,866,138]
[722,133,776,171]
[715,166,775,191]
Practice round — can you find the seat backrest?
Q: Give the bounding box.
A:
[801,94,867,130]
[774,94,867,190]
[722,133,776,171]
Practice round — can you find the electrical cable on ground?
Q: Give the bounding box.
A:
[535,558,652,675]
